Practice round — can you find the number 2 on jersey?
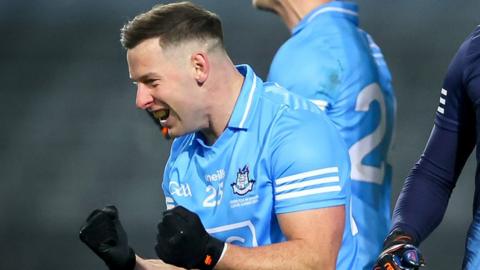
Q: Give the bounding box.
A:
[349,83,387,184]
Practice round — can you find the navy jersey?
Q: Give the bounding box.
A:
[267,1,396,268]
[392,26,480,269]
[163,65,359,269]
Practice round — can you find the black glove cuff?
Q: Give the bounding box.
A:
[200,237,225,270]
[108,248,136,270]
[384,230,416,248]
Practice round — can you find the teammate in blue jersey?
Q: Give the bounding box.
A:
[252,0,396,268]
[374,25,480,270]
[78,2,358,270]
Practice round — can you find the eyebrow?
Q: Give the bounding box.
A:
[131,72,161,83]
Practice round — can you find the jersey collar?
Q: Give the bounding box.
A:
[227,64,261,130]
[292,1,359,35]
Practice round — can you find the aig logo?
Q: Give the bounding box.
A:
[169,181,192,197]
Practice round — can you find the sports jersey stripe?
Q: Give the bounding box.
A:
[275,176,340,192]
[275,185,342,201]
[165,196,175,210]
[275,167,338,185]
[437,88,447,115]
[239,74,257,128]
[369,43,380,50]
[307,7,358,24]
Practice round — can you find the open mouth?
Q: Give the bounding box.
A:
[153,109,170,125]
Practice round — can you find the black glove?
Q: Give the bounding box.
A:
[373,230,425,270]
[79,205,136,270]
[155,206,225,270]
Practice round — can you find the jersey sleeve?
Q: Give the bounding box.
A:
[269,107,351,214]
[391,29,479,243]
[162,154,176,210]
[162,138,187,210]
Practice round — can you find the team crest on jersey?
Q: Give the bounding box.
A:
[231,165,255,196]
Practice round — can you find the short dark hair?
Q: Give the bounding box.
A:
[120,1,224,50]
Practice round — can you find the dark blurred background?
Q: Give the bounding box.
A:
[1,0,478,269]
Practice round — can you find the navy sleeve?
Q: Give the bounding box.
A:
[391,27,480,244]
[391,125,475,244]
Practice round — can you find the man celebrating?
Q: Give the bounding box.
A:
[79,2,358,269]
[252,1,396,268]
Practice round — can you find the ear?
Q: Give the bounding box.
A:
[191,52,209,85]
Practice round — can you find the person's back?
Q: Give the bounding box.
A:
[257,1,396,268]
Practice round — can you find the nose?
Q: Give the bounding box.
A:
[135,83,154,110]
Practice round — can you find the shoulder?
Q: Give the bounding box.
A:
[461,27,480,74]
[301,16,368,57]
[261,82,324,115]
[442,27,480,90]
[270,20,376,85]
[260,83,346,153]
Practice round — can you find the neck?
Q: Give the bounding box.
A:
[273,0,333,30]
[200,54,244,146]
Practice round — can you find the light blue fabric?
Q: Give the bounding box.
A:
[268,1,396,269]
[163,65,358,269]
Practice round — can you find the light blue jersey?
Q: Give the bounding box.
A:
[267,1,396,269]
[163,65,358,269]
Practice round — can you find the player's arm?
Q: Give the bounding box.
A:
[375,28,480,270]
[373,120,474,270]
[392,124,474,239]
[135,256,184,270]
[391,31,479,243]
[217,206,344,270]
[152,204,344,270]
[373,123,474,270]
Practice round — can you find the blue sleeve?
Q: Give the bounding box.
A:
[269,108,351,214]
[391,28,480,244]
[162,137,189,210]
[163,150,176,210]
